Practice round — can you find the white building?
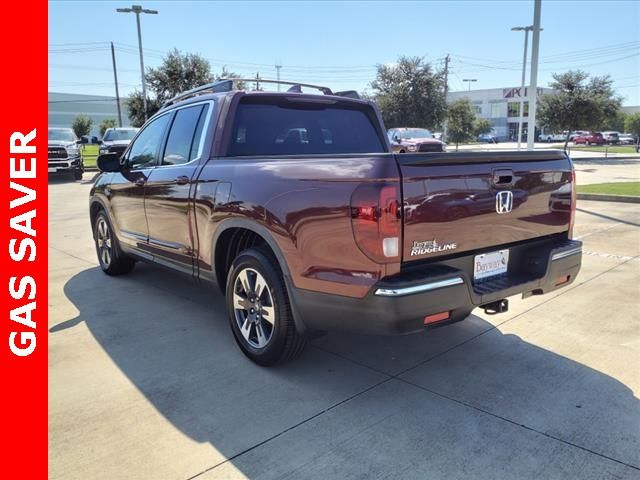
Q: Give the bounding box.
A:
[48,92,131,137]
[448,86,556,141]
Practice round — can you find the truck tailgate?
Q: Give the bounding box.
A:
[398,151,573,263]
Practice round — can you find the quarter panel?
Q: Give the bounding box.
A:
[193,154,401,298]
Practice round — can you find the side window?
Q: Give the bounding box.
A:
[127,114,171,169]
[162,104,209,166]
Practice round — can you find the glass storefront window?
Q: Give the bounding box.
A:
[508,101,529,117]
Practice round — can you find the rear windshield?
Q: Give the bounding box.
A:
[48,129,77,142]
[104,129,137,141]
[228,98,385,156]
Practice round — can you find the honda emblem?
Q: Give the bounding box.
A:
[496,191,513,214]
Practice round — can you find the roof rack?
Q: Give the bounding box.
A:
[162,78,360,108]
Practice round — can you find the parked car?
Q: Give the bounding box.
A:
[388,128,446,153]
[99,127,139,159]
[477,133,499,143]
[90,79,582,365]
[568,131,589,141]
[601,131,620,145]
[618,133,636,145]
[48,127,84,180]
[574,132,605,145]
[539,132,567,143]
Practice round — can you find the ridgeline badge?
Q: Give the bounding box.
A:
[410,239,457,256]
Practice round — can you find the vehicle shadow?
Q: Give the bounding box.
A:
[48,174,77,184]
[52,263,639,478]
[48,172,99,185]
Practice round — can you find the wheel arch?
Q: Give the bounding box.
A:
[89,197,109,239]
[210,218,313,336]
[211,218,293,294]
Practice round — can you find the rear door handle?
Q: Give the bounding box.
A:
[175,175,189,185]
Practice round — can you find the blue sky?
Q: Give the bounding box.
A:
[49,1,640,105]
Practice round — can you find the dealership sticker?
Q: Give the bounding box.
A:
[0,0,48,477]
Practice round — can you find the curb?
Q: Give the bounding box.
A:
[577,193,640,204]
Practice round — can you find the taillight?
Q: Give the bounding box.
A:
[569,166,576,238]
[350,183,401,263]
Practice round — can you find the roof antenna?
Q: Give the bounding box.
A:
[287,84,302,93]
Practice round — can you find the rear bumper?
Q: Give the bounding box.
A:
[289,238,582,336]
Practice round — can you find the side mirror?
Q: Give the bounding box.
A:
[393,135,401,143]
[78,137,88,144]
[97,153,121,172]
[91,136,99,144]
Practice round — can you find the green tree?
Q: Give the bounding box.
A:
[146,48,214,102]
[99,119,117,137]
[371,56,446,129]
[624,112,640,143]
[127,49,239,127]
[474,118,492,137]
[603,110,627,133]
[446,98,476,151]
[126,93,163,128]
[537,70,622,149]
[71,115,92,139]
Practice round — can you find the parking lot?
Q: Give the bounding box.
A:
[49,173,639,479]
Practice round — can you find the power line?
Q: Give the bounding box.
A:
[49,63,139,73]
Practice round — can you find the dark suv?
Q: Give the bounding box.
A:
[90,79,581,365]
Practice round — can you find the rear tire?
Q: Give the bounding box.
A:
[226,246,306,366]
[93,211,136,275]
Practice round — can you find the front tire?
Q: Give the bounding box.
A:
[94,211,135,275]
[226,247,306,366]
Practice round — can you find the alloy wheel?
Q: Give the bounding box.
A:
[96,217,112,268]
[233,268,275,348]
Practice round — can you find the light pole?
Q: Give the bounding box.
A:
[463,78,477,91]
[512,25,543,149]
[117,4,158,122]
[512,26,532,150]
[527,0,543,150]
[275,64,282,91]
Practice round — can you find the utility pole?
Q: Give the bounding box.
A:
[527,0,542,150]
[110,42,123,127]
[275,64,282,91]
[443,54,450,143]
[117,5,158,122]
[255,72,261,91]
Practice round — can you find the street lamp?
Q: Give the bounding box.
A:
[117,4,158,121]
[512,23,543,149]
[462,78,477,91]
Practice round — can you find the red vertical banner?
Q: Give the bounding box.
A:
[0,1,48,477]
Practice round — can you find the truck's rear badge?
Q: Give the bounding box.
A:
[410,239,457,256]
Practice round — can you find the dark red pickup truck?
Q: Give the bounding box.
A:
[90,79,582,365]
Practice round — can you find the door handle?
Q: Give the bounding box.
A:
[134,178,146,187]
[175,175,189,185]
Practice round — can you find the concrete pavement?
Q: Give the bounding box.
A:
[49,175,640,479]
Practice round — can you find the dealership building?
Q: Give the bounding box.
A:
[48,92,131,137]
[448,86,556,141]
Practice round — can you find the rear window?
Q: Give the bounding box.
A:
[228,98,385,156]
